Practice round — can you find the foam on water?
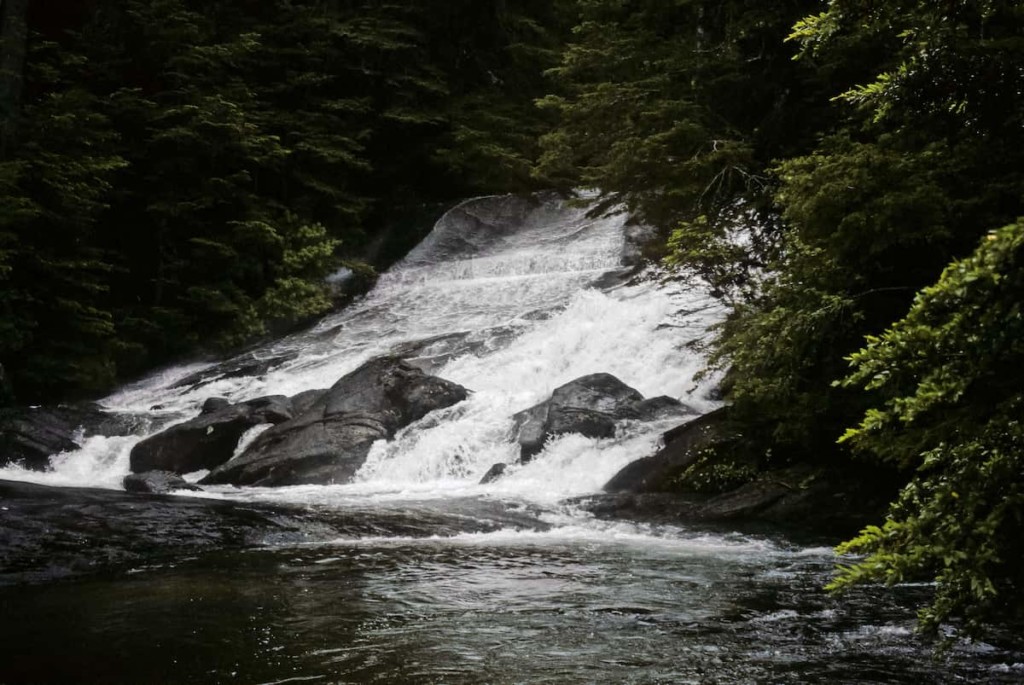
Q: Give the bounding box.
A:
[310,524,783,557]
[0,434,141,490]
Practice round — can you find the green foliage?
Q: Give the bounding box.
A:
[832,221,1024,635]
[672,447,758,495]
[706,0,1024,462]
[541,0,1024,634]
[0,0,566,403]
[540,0,828,296]
[0,39,126,397]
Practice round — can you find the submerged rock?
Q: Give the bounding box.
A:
[129,395,297,475]
[123,471,202,495]
[0,479,548,586]
[201,357,468,487]
[511,373,692,462]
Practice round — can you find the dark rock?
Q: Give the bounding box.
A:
[512,373,693,463]
[590,406,904,538]
[290,389,327,416]
[202,357,468,487]
[123,471,202,495]
[129,397,295,475]
[479,463,508,484]
[242,395,293,424]
[170,351,298,390]
[589,266,638,291]
[0,409,80,470]
[129,407,256,475]
[627,396,690,421]
[603,407,729,493]
[0,479,548,587]
[201,397,231,414]
[581,462,902,539]
[1,405,143,471]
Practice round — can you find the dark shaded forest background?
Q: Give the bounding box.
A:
[2,0,1023,638]
[0,0,570,402]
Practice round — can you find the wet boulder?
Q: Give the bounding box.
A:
[603,407,728,493]
[624,396,692,422]
[241,395,293,424]
[123,471,202,495]
[479,463,508,485]
[129,395,296,475]
[0,409,80,471]
[201,397,231,414]
[201,357,468,487]
[512,373,692,462]
[289,389,327,416]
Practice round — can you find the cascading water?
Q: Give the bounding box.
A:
[1,194,1021,684]
[0,193,724,499]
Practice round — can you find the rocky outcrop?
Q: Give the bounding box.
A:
[128,395,297,475]
[201,357,468,487]
[0,405,142,471]
[584,463,901,538]
[603,407,729,492]
[123,471,202,495]
[512,373,692,462]
[589,407,901,537]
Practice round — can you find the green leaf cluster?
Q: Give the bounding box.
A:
[832,221,1024,634]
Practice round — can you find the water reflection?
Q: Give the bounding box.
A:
[2,530,1020,684]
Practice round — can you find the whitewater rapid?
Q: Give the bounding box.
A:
[0,194,724,502]
[7,195,1024,685]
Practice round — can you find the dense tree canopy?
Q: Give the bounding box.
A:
[0,0,571,402]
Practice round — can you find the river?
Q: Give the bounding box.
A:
[0,194,1020,683]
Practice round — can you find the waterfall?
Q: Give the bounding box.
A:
[0,193,724,499]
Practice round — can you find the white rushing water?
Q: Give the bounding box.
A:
[8,194,1024,685]
[0,193,725,504]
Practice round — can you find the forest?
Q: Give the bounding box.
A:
[2,0,1023,639]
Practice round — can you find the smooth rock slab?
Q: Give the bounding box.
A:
[0,479,547,586]
[202,357,468,487]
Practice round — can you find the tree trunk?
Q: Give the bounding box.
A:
[0,0,30,155]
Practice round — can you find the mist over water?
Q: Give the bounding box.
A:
[2,194,1020,683]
